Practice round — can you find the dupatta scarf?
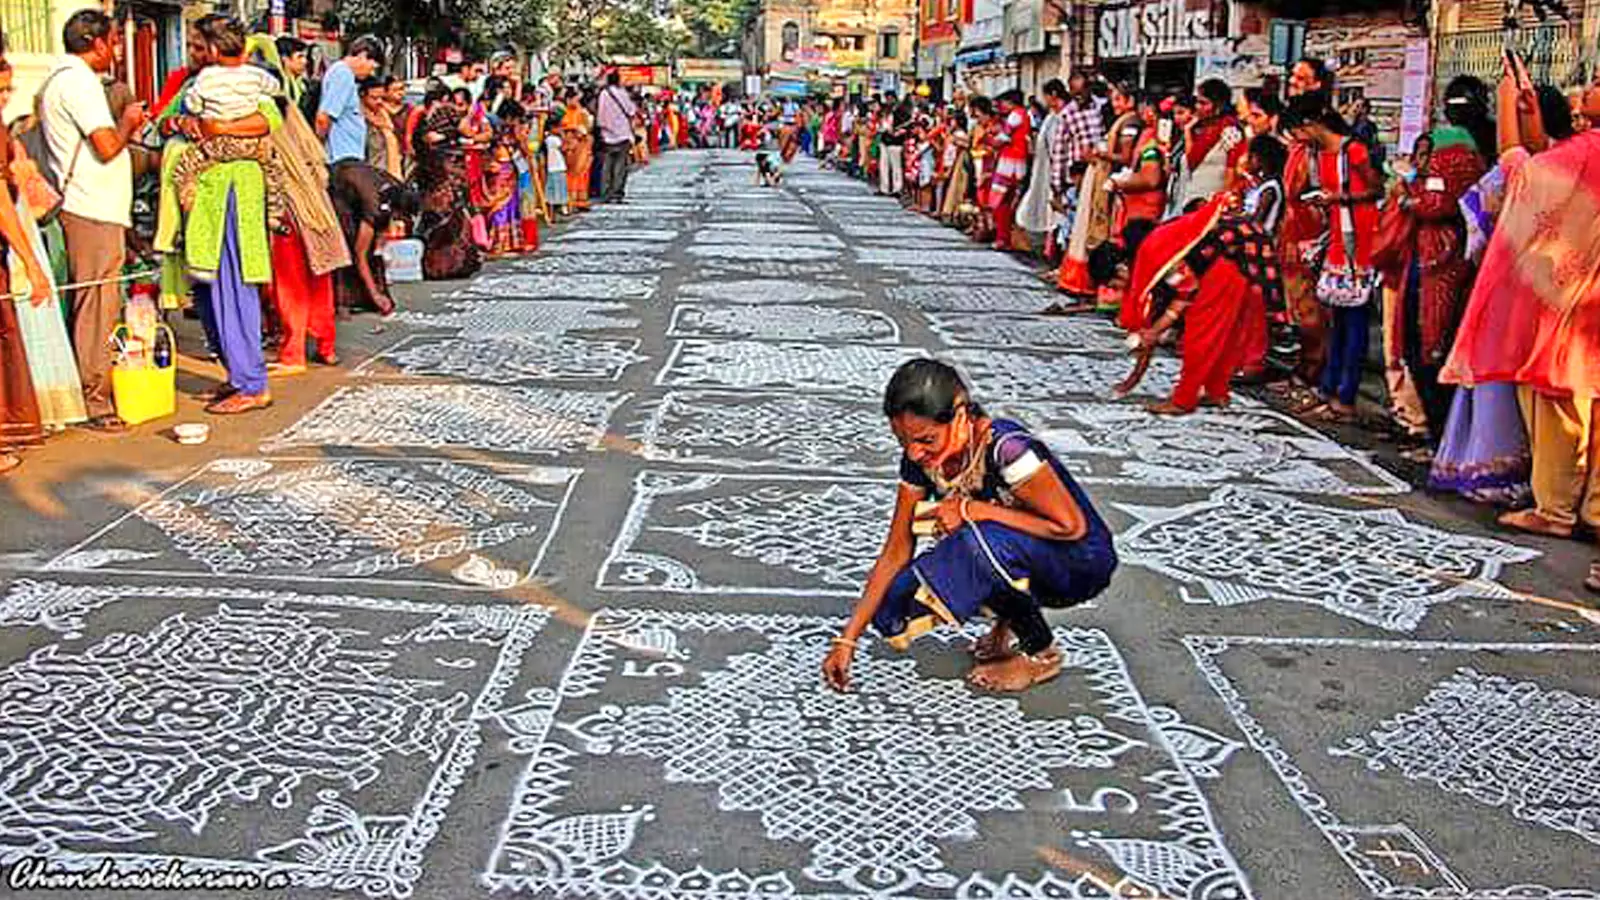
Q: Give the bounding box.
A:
[1442,130,1600,396]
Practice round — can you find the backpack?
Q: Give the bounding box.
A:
[18,67,84,225]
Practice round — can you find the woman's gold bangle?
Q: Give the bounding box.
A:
[830,636,858,650]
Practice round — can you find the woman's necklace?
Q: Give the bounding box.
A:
[928,420,992,499]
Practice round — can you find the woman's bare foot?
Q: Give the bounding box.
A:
[1498,508,1574,539]
[1586,562,1600,594]
[0,453,18,475]
[970,622,1016,664]
[967,647,1064,692]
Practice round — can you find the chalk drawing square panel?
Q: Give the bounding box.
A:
[455,274,658,300]
[698,260,847,280]
[656,340,923,396]
[630,391,898,473]
[685,244,841,262]
[889,284,1060,313]
[862,236,982,253]
[533,241,674,259]
[1187,636,1600,898]
[667,303,899,344]
[0,580,551,898]
[353,333,648,383]
[857,248,1029,271]
[948,347,1183,402]
[688,230,844,249]
[597,472,892,596]
[545,228,679,243]
[927,311,1122,349]
[260,384,626,455]
[676,279,863,305]
[700,221,826,234]
[999,402,1411,496]
[393,300,640,335]
[880,265,1059,289]
[483,610,1252,899]
[1122,488,1539,632]
[506,253,674,275]
[42,458,582,590]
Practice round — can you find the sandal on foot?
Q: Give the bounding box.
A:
[0,453,19,475]
[206,391,274,416]
[1145,400,1193,416]
[967,647,1064,692]
[1497,508,1574,540]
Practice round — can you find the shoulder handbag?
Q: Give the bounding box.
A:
[1370,183,1417,279]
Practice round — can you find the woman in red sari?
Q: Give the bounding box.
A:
[1119,197,1285,414]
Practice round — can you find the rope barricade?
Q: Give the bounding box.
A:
[4,267,158,303]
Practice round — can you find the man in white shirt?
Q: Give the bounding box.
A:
[719,98,741,147]
[39,8,147,431]
[596,71,639,202]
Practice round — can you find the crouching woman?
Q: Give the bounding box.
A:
[822,359,1118,693]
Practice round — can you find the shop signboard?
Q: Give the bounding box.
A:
[1097,0,1220,60]
[1400,38,1430,153]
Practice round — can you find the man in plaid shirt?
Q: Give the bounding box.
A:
[1055,72,1104,195]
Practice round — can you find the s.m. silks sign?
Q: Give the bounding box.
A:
[1097,0,1226,59]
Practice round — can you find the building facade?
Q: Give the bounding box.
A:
[744,0,916,97]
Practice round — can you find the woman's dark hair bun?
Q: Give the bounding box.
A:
[883,359,983,423]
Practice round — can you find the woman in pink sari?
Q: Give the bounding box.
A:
[1442,68,1600,590]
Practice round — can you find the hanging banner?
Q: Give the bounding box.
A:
[1399,37,1430,153]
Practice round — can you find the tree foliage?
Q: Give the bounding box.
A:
[678,0,759,56]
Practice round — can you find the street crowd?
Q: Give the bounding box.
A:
[1,12,1598,591]
[0,11,678,475]
[742,61,1600,594]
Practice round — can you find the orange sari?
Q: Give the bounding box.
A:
[561,106,594,210]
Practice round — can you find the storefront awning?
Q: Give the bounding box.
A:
[954,46,1006,68]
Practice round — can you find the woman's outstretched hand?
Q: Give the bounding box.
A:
[822,644,854,692]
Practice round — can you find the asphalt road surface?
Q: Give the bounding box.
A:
[0,150,1594,900]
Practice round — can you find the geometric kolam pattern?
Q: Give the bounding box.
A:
[1331,668,1600,848]
[0,580,551,899]
[887,285,1062,314]
[925,311,1122,348]
[666,303,899,344]
[259,384,627,455]
[675,279,864,305]
[353,333,648,383]
[630,391,899,473]
[855,247,1030,271]
[455,273,659,301]
[596,472,894,596]
[391,299,641,335]
[1120,487,1539,632]
[1186,635,1600,899]
[43,458,581,590]
[484,609,1253,899]
[1002,402,1411,496]
[657,340,923,396]
[948,348,1186,403]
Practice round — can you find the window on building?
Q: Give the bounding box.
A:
[880,31,900,59]
[1268,19,1306,68]
[5,0,56,53]
[782,22,800,53]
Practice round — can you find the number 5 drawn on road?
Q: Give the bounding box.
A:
[1059,786,1139,815]
[621,660,685,678]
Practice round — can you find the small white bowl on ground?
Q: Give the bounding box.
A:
[173,423,210,445]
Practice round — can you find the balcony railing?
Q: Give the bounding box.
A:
[0,0,55,55]
[1434,24,1592,97]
